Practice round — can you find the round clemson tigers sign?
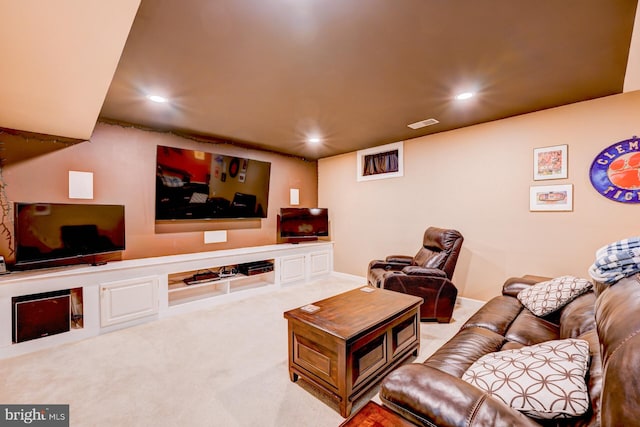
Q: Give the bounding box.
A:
[590,136,640,203]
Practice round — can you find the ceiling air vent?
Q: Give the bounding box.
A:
[407,118,439,130]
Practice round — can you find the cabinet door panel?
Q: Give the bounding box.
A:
[101,276,159,327]
[310,251,331,277]
[280,255,306,283]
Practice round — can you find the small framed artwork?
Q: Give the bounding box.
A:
[533,144,568,180]
[228,157,240,178]
[530,184,573,211]
[357,141,404,182]
[238,172,246,183]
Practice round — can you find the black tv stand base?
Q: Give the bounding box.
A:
[282,237,319,244]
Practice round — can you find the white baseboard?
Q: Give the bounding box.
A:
[330,271,366,282]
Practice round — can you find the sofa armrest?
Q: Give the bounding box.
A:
[368,260,409,271]
[401,266,447,277]
[502,275,552,297]
[385,255,413,264]
[380,364,540,427]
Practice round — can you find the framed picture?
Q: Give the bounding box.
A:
[530,184,573,211]
[228,157,240,178]
[533,144,568,180]
[357,141,404,182]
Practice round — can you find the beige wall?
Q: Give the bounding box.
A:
[1,122,317,263]
[319,91,640,301]
[0,0,141,139]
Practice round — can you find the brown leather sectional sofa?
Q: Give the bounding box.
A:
[379,274,640,426]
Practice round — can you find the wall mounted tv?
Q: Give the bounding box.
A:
[156,145,271,220]
[279,208,329,242]
[14,203,125,269]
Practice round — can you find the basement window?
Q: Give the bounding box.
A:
[357,141,404,182]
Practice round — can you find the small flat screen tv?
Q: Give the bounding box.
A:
[14,203,125,269]
[279,208,329,242]
[155,145,271,220]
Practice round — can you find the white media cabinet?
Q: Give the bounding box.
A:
[0,241,333,359]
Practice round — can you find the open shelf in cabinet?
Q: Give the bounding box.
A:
[70,287,84,329]
[11,287,84,344]
[167,260,275,306]
[168,281,229,306]
[229,270,275,293]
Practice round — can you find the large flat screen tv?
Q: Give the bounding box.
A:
[14,203,125,269]
[279,208,329,242]
[155,145,271,220]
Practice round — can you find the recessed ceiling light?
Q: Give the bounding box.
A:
[455,92,474,100]
[308,137,321,144]
[147,94,168,103]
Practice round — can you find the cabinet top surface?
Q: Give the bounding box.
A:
[283,287,422,339]
[0,241,333,286]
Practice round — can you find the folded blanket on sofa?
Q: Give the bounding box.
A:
[588,237,640,285]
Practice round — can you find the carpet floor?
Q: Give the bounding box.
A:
[0,275,484,427]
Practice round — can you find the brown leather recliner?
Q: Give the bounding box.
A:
[367,227,464,323]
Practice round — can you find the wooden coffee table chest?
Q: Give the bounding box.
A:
[283,286,422,417]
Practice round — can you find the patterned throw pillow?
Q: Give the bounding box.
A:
[517,276,593,317]
[462,339,590,419]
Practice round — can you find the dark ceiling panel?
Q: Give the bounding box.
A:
[99,0,638,159]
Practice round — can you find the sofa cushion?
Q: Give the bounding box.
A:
[517,276,593,317]
[504,309,560,347]
[423,326,506,377]
[559,292,597,339]
[594,274,640,426]
[462,338,590,420]
[578,329,602,424]
[413,248,447,269]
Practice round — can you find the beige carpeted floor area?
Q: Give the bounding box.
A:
[0,275,484,427]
